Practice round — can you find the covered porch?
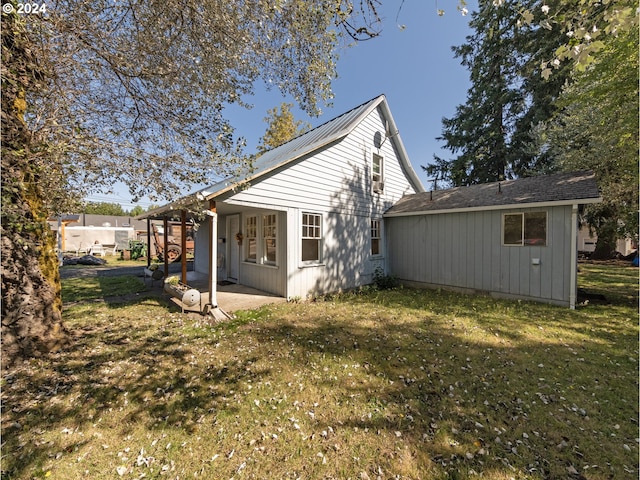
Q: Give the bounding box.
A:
[166,270,287,315]
[137,188,290,313]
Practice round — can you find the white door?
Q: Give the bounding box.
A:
[228,215,240,282]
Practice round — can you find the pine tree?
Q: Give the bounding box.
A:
[426,0,572,187]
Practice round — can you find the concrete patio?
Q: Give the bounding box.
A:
[156,270,287,316]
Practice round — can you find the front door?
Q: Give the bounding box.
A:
[228,215,240,282]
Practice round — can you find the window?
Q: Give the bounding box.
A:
[246,215,257,262]
[372,153,384,193]
[371,219,381,255]
[503,212,547,246]
[263,213,277,265]
[302,212,322,262]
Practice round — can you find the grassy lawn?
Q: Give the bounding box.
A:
[61,276,147,303]
[2,263,637,479]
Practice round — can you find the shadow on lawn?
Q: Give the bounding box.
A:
[246,289,638,478]
[0,299,266,479]
[2,273,637,478]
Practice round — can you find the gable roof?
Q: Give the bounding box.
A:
[197,94,423,200]
[140,95,423,218]
[384,171,601,217]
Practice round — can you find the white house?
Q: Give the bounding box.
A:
[146,95,424,300]
[143,95,602,310]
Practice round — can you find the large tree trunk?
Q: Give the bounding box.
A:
[591,229,618,260]
[1,7,67,367]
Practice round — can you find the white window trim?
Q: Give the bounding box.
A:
[502,211,548,247]
[243,211,279,267]
[372,152,384,195]
[370,218,383,257]
[262,213,277,266]
[245,214,258,263]
[300,211,323,266]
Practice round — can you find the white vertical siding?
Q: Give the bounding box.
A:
[387,205,573,306]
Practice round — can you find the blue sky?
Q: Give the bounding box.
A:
[91,1,476,209]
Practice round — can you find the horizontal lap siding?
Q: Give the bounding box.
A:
[387,205,572,306]
[227,107,419,299]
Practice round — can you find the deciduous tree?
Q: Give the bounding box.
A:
[1,0,382,364]
[83,202,126,216]
[257,103,311,154]
[2,6,67,361]
[542,28,639,258]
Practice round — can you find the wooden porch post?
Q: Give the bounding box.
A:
[146,218,151,269]
[181,210,187,284]
[208,200,218,308]
[163,216,169,278]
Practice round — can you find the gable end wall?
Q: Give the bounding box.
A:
[225,106,420,299]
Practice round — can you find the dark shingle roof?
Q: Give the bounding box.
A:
[385,171,601,217]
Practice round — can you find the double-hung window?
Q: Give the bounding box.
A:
[372,153,384,194]
[245,216,257,262]
[503,212,547,246]
[301,212,322,263]
[263,214,277,265]
[371,219,381,255]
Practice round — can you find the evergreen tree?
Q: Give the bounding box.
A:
[426,0,572,186]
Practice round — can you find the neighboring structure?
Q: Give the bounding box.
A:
[144,96,602,309]
[48,214,147,253]
[384,171,602,308]
[577,228,636,257]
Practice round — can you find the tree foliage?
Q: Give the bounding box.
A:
[257,103,311,154]
[426,0,572,186]
[25,0,383,211]
[541,28,639,257]
[1,0,383,363]
[83,202,127,216]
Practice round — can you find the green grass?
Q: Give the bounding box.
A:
[61,276,147,303]
[2,263,637,479]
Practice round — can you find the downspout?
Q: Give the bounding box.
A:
[569,204,578,309]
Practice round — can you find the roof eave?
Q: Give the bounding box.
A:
[384,196,603,217]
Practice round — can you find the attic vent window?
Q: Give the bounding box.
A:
[372,153,384,194]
